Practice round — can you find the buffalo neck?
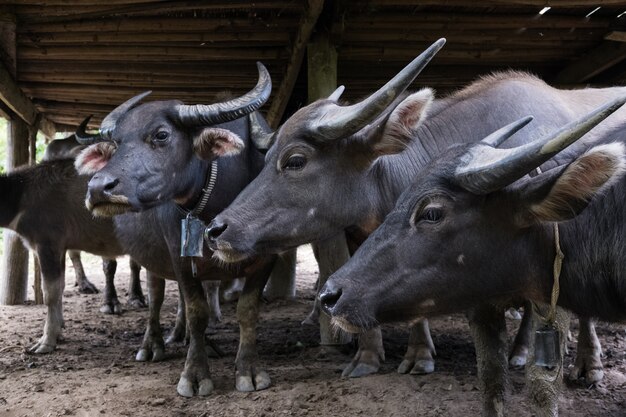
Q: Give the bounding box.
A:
[175,157,211,214]
[552,188,626,321]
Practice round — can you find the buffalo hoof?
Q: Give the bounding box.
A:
[342,349,381,378]
[77,279,99,295]
[165,324,187,345]
[569,359,604,385]
[28,339,56,354]
[127,295,147,309]
[177,375,214,397]
[509,345,528,368]
[136,342,165,362]
[505,307,522,320]
[236,369,271,392]
[397,358,435,375]
[100,299,123,315]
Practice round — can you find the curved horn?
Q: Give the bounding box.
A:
[480,116,533,147]
[100,91,152,139]
[249,111,275,150]
[456,96,626,194]
[75,115,103,145]
[176,62,272,126]
[315,38,446,140]
[328,85,345,102]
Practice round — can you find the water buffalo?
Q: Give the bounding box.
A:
[0,158,126,353]
[43,127,146,310]
[318,101,626,417]
[206,39,622,381]
[75,63,281,397]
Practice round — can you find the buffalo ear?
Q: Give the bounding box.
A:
[362,88,434,158]
[515,143,625,227]
[193,127,244,160]
[74,142,117,175]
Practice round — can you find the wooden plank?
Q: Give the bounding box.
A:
[18,45,286,61]
[0,13,16,77]
[18,31,291,45]
[553,40,626,83]
[267,0,324,127]
[20,1,303,23]
[19,16,298,33]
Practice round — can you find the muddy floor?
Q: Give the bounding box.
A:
[0,246,624,417]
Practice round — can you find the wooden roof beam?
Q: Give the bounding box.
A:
[0,60,56,138]
[266,0,324,128]
[553,40,626,83]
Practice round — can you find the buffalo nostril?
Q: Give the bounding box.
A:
[319,284,342,314]
[103,178,119,192]
[205,221,228,242]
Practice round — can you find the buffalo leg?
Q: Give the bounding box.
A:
[68,250,98,294]
[468,304,508,417]
[235,259,275,392]
[221,277,245,302]
[136,272,165,362]
[527,306,569,417]
[166,284,187,344]
[127,258,147,308]
[509,301,533,367]
[29,245,65,354]
[263,249,296,300]
[203,280,222,325]
[342,327,385,378]
[100,258,122,314]
[398,319,436,374]
[569,317,603,384]
[176,278,213,397]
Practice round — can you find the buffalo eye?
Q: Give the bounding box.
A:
[153,131,169,143]
[283,153,307,171]
[415,206,443,224]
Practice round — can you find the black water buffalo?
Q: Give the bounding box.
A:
[42,127,146,311]
[0,158,126,353]
[206,39,622,382]
[319,101,626,417]
[75,63,280,397]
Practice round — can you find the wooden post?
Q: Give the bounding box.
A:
[0,117,30,305]
[28,115,44,304]
[307,32,338,102]
[307,32,352,345]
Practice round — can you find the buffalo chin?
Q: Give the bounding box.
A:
[212,248,249,264]
[89,202,133,217]
[330,316,367,334]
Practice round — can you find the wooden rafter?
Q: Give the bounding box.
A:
[266,0,324,128]
[553,40,626,83]
[0,60,56,137]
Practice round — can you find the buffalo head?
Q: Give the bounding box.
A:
[318,97,626,332]
[205,39,446,262]
[75,63,271,217]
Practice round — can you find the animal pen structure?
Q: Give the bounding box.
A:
[0,0,626,310]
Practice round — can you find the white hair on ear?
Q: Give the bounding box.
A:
[193,127,244,159]
[530,142,625,221]
[74,142,117,175]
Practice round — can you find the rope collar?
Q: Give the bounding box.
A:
[532,166,563,325]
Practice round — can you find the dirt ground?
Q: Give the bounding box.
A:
[0,245,624,417]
